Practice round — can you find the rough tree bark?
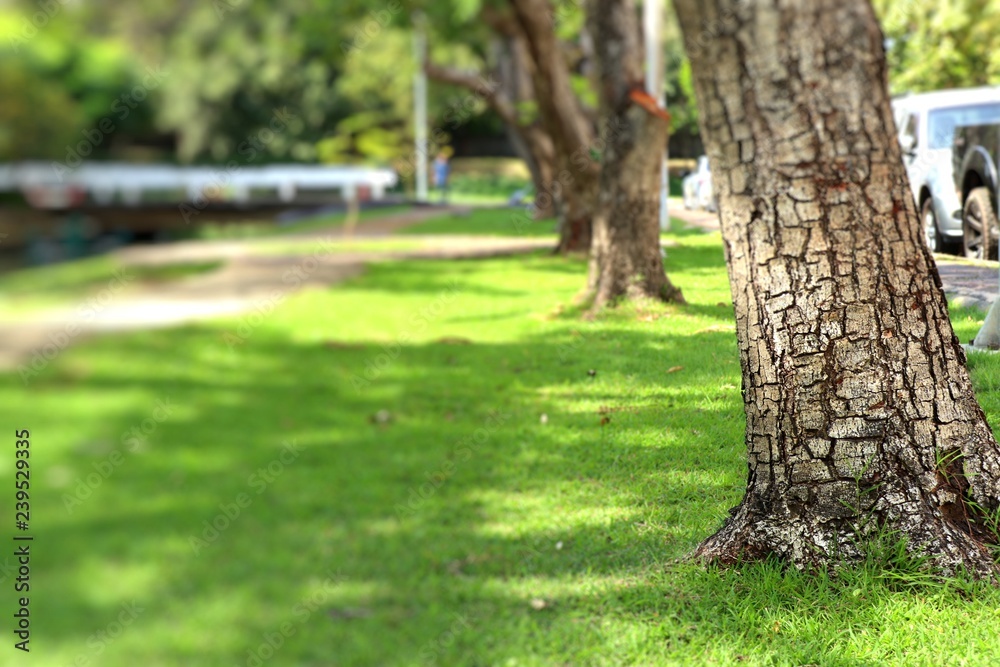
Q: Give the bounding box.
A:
[672,0,1000,577]
[508,0,600,253]
[584,0,685,308]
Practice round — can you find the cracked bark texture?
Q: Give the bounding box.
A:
[584,0,685,308]
[672,0,1000,576]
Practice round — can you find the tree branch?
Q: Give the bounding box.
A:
[423,61,519,127]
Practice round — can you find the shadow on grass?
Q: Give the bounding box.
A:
[7,240,1000,666]
[18,323,744,662]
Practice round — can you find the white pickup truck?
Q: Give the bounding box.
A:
[892,86,1000,256]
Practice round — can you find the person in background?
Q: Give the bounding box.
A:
[433,149,451,203]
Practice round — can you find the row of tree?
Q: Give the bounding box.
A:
[5,1,998,171]
[8,0,1000,578]
[435,0,1000,578]
[424,0,685,308]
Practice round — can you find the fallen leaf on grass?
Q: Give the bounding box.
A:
[370,410,392,425]
[666,366,684,373]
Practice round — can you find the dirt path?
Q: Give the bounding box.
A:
[5,204,998,373]
[668,197,720,232]
[0,208,555,371]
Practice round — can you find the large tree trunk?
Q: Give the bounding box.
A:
[673,0,1000,577]
[584,0,685,307]
[508,0,600,253]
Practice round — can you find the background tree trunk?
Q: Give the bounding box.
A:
[673,0,1000,576]
[493,31,558,219]
[585,0,684,307]
[424,52,557,220]
[508,0,600,253]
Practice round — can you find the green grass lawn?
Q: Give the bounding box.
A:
[401,207,559,237]
[5,231,1000,665]
[402,206,696,239]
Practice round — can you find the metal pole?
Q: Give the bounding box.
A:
[643,0,669,229]
[413,14,429,203]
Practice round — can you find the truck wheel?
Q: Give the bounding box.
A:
[922,198,946,253]
[922,198,960,255]
[963,187,999,260]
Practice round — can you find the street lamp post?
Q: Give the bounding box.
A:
[413,13,429,203]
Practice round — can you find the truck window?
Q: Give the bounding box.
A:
[927,103,1000,149]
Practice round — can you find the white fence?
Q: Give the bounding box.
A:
[0,162,398,208]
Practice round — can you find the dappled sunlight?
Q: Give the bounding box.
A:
[5,224,1000,665]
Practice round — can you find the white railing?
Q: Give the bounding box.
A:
[0,162,398,208]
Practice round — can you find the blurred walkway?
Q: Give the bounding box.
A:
[935,258,999,310]
[0,209,555,371]
[4,206,998,372]
[668,197,720,232]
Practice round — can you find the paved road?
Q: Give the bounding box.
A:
[935,260,999,310]
[669,198,1000,310]
[668,197,720,232]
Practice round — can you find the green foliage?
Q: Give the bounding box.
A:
[569,72,598,110]
[153,3,334,162]
[515,99,539,125]
[0,8,160,161]
[670,57,700,134]
[661,5,701,138]
[874,0,1000,93]
[0,58,81,160]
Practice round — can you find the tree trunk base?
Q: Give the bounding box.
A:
[583,277,687,313]
[694,497,1000,580]
[555,216,592,255]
